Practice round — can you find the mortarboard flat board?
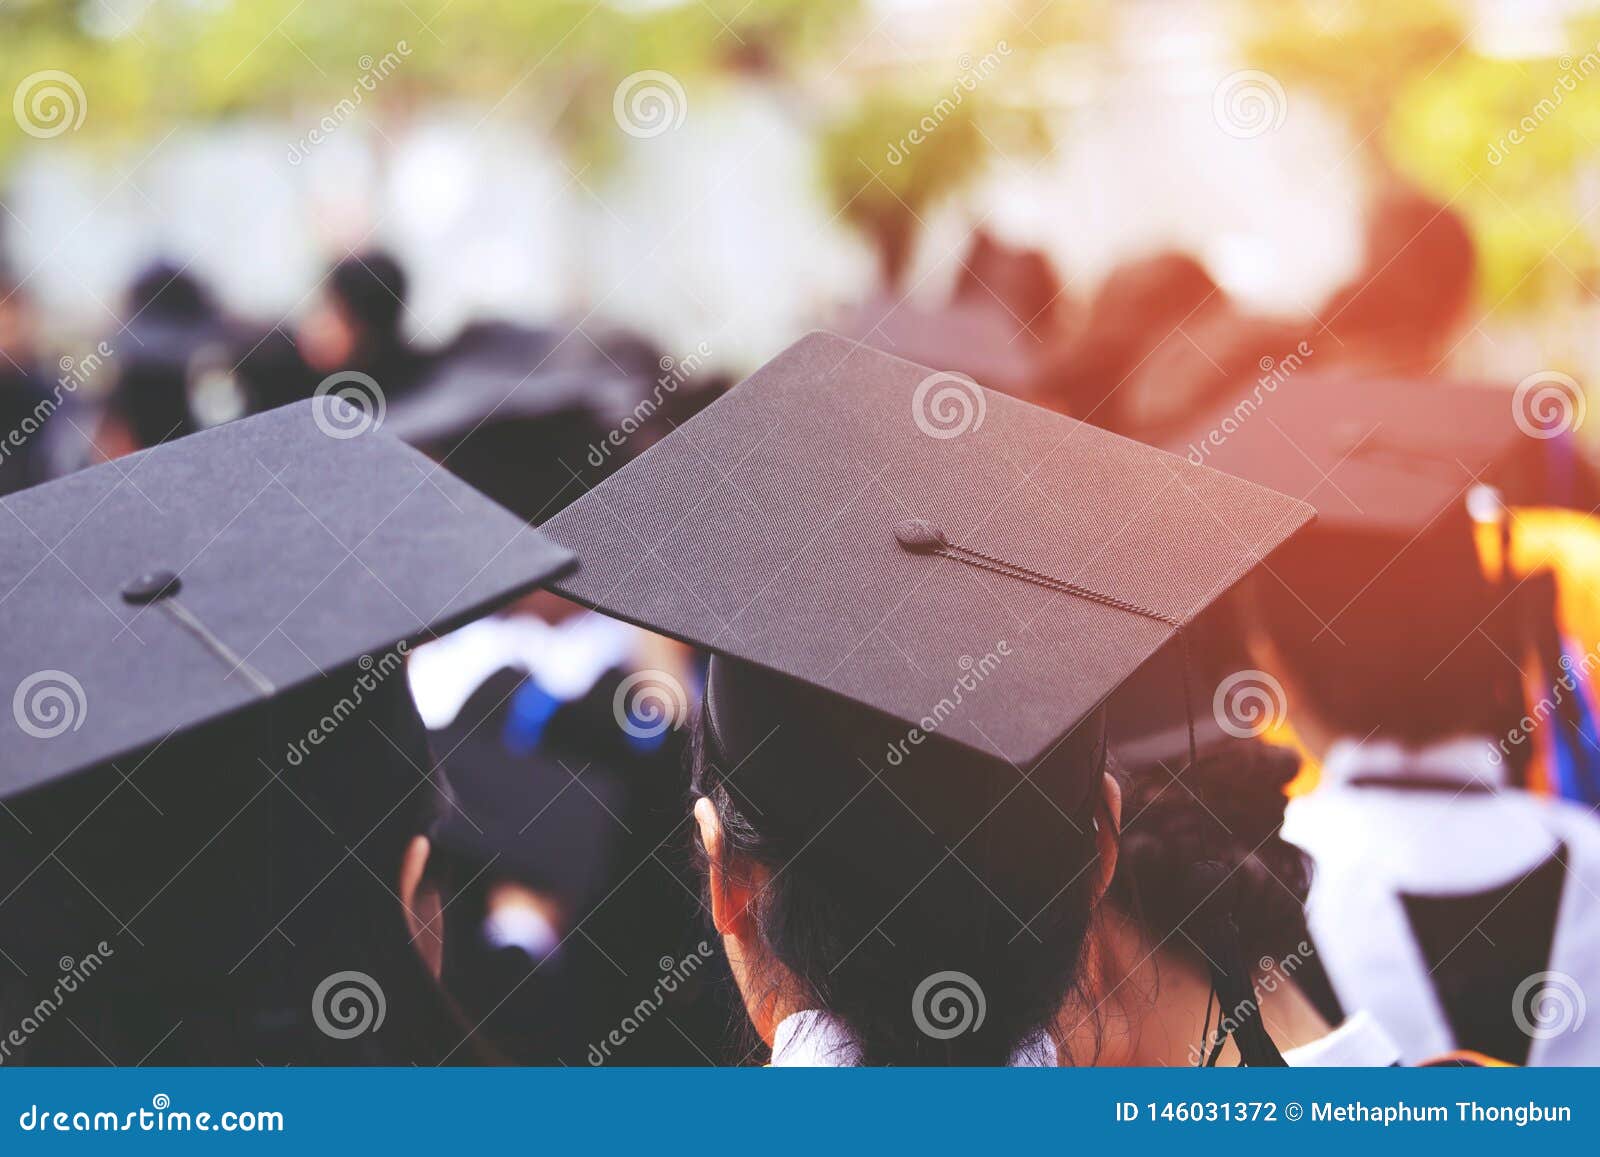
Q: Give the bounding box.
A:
[1167,375,1553,753]
[383,322,685,524]
[1163,372,1548,635]
[381,321,643,450]
[1170,374,1550,538]
[834,297,1044,401]
[0,398,575,801]
[543,331,1315,807]
[382,365,639,450]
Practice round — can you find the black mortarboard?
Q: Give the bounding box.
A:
[1173,374,1551,535]
[0,398,572,798]
[383,326,639,449]
[543,332,1313,865]
[0,398,572,1056]
[1174,376,1542,747]
[385,322,695,524]
[0,400,575,1058]
[835,297,1044,401]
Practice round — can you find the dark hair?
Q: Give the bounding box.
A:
[952,230,1065,338]
[1321,189,1475,352]
[689,683,1105,1066]
[0,668,479,1065]
[1038,250,1223,430]
[125,260,217,324]
[1244,529,1525,747]
[1110,741,1311,968]
[329,252,408,337]
[108,262,225,447]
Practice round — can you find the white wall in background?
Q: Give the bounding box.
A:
[4,66,1363,367]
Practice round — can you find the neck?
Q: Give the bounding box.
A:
[1057,910,1329,1066]
[761,991,812,1049]
[723,932,809,1050]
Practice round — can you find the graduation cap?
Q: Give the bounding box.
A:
[108,316,237,444]
[1173,374,1554,535]
[1167,372,1550,610]
[383,347,639,452]
[834,297,1044,401]
[385,322,694,524]
[0,399,573,991]
[543,332,1312,897]
[1169,375,1540,748]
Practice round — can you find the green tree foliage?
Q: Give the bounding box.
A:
[0,0,856,170]
[817,89,986,288]
[1388,50,1600,310]
[1239,0,1464,134]
[1240,0,1600,312]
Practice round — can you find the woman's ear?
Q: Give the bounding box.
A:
[1091,772,1122,904]
[398,835,445,980]
[695,796,757,939]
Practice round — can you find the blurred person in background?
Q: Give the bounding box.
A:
[295,251,430,401]
[950,228,1072,344]
[1033,251,1237,435]
[409,587,728,1065]
[836,230,1072,403]
[393,349,733,1064]
[93,260,243,459]
[0,273,52,496]
[1235,455,1600,1065]
[1144,367,1600,1067]
[1032,184,1478,449]
[1253,536,1600,1066]
[1316,184,1477,374]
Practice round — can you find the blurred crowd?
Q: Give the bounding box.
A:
[5,164,1600,1069]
